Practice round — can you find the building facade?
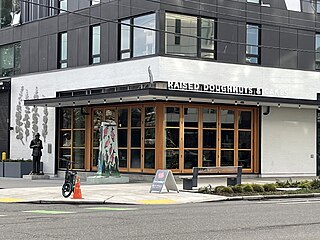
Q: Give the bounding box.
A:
[1,0,320,177]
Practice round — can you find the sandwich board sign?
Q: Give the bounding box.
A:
[149,170,179,193]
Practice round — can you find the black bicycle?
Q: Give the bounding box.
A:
[61,158,77,198]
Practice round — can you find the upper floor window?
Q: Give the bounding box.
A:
[316,34,320,70]
[59,0,67,13]
[120,13,156,60]
[247,0,260,3]
[58,32,68,69]
[317,0,320,13]
[165,13,215,59]
[0,0,20,28]
[91,0,100,5]
[246,24,260,64]
[90,25,100,64]
[0,42,21,77]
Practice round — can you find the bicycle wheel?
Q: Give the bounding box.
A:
[62,182,73,198]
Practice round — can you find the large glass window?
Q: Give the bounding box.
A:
[58,32,67,69]
[59,108,86,169]
[247,0,260,3]
[59,0,67,12]
[133,14,156,57]
[0,42,21,77]
[91,0,100,5]
[165,13,215,59]
[165,13,197,57]
[0,0,20,28]
[165,107,180,169]
[90,25,100,64]
[120,13,156,60]
[316,34,320,70]
[184,108,199,169]
[246,24,260,64]
[200,18,215,59]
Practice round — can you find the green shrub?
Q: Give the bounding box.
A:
[215,186,234,194]
[263,183,277,192]
[297,180,311,189]
[242,184,254,193]
[198,185,213,194]
[252,184,265,193]
[232,185,244,193]
[310,178,320,189]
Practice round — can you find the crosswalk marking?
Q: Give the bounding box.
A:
[23,210,75,215]
[86,207,138,211]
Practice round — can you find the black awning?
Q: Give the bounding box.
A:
[24,87,320,109]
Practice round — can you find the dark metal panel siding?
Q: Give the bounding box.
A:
[0,90,9,156]
[160,0,199,16]
[21,22,39,41]
[13,26,22,42]
[79,0,90,10]
[29,38,39,73]
[59,14,68,32]
[101,1,118,20]
[289,11,315,29]
[39,17,59,37]
[246,4,261,24]
[68,29,78,68]
[131,0,160,16]
[48,34,58,70]
[68,9,90,29]
[237,23,246,64]
[78,27,90,66]
[261,7,289,26]
[90,5,101,25]
[21,40,30,74]
[108,22,118,62]
[119,0,131,19]
[39,36,48,72]
[100,23,108,63]
[0,28,14,45]
[68,0,78,12]
[261,25,280,67]
[199,0,217,19]
[217,19,238,63]
[298,30,315,71]
[280,50,298,69]
[217,0,245,22]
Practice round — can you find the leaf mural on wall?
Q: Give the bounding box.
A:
[15,86,24,145]
[23,89,31,142]
[32,87,40,137]
[42,95,48,143]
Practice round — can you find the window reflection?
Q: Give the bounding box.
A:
[221,110,234,129]
[133,14,156,57]
[0,42,21,77]
[165,150,179,169]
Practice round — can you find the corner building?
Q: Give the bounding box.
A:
[2,0,320,177]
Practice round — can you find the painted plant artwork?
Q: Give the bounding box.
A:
[15,86,48,145]
[97,122,120,177]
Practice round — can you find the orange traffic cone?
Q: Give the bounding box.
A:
[72,176,83,199]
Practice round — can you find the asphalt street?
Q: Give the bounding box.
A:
[0,199,320,239]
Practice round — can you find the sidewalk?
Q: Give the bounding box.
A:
[0,176,319,205]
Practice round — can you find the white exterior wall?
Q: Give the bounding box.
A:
[261,107,316,177]
[10,57,320,176]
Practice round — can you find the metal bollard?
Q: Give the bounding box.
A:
[1,152,6,161]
